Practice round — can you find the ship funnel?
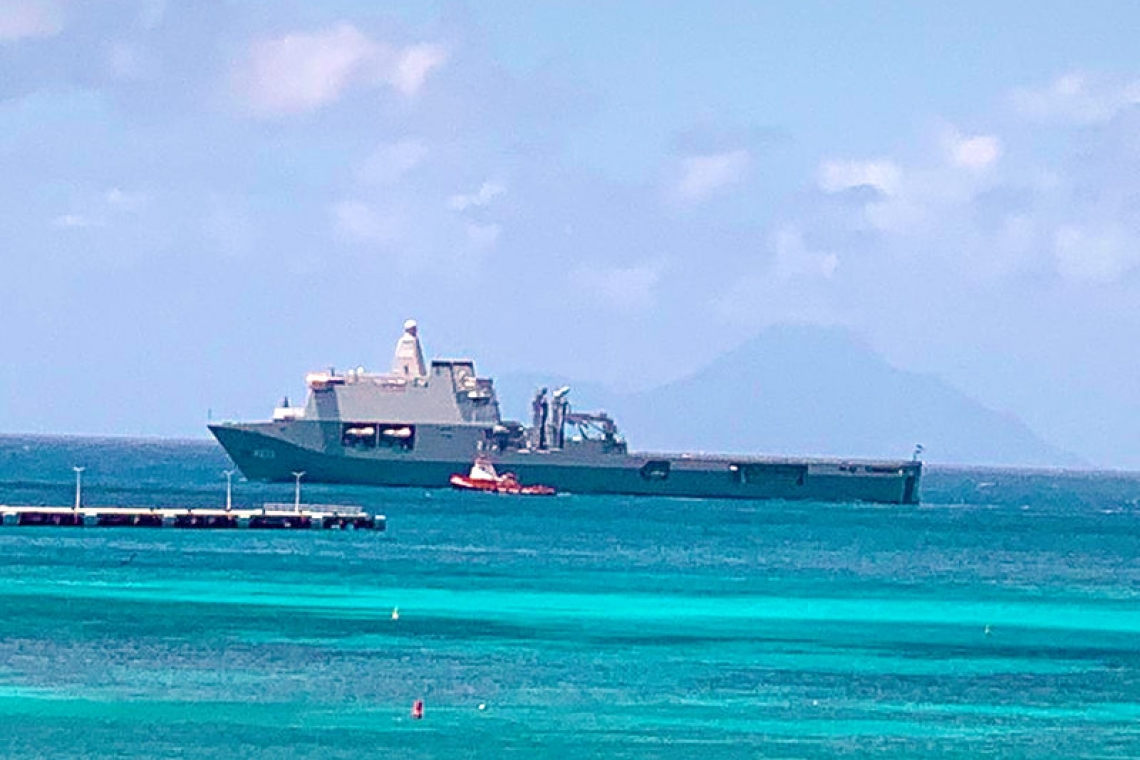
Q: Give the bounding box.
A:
[392,319,427,378]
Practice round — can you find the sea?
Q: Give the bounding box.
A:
[0,435,1138,759]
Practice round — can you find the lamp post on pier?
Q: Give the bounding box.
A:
[223,469,236,512]
[72,466,85,512]
[292,471,305,513]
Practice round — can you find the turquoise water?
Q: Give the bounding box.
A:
[1,436,1138,758]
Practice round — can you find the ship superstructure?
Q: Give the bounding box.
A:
[210,320,921,503]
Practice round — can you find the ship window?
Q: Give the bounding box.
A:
[640,460,671,481]
[378,424,415,451]
[733,462,807,486]
[342,424,378,449]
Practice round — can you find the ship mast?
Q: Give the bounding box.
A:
[392,319,427,378]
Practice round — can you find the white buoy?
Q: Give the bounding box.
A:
[392,607,400,620]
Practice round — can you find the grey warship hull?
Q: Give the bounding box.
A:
[210,420,920,503]
[209,320,921,504]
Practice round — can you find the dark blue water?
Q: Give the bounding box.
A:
[1,435,1138,758]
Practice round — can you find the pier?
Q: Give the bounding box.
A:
[0,504,386,531]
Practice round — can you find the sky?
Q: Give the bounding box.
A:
[2,0,1140,468]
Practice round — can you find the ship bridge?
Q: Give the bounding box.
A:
[281,320,502,427]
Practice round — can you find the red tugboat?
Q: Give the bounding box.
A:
[450,456,556,496]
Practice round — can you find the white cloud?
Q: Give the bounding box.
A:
[818,158,928,234]
[822,131,1006,238]
[358,138,429,185]
[712,227,840,329]
[1054,225,1140,283]
[0,0,62,41]
[801,100,1140,293]
[818,159,901,195]
[243,24,373,114]
[447,181,505,211]
[571,262,662,312]
[331,200,401,245]
[1012,71,1140,125]
[947,132,1002,170]
[672,149,751,203]
[771,227,839,280]
[239,24,446,116]
[388,43,448,96]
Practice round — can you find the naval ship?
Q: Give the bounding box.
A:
[210,321,922,503]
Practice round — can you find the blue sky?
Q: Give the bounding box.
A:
[3,1,1140,467]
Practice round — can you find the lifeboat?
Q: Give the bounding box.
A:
[449,456,555,496]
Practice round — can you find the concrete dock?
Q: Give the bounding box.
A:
[0,504,386,531]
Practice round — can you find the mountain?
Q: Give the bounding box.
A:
[497,325,1081,468]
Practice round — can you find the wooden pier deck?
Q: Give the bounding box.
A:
[0,504,386,531]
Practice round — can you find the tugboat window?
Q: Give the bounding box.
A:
[640,460,671,481]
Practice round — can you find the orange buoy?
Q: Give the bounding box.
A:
[411,699,424,720]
